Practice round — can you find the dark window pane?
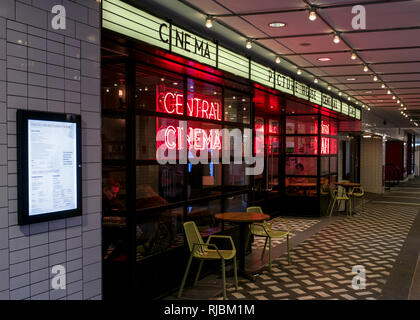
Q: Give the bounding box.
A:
[136,165,184,209]
[136,66,183,111]
[188,163,222,199]
[187,200,221,237]
[136,207,184,260]
[285,177,317,196]
[224,89,250,124]
[285,157,317,176]
[103,166,126,213]
[224,163,250,192]
[102,64,127,110]
[330,157,337,173]
[102,117,126,160]
[225,193,248,212]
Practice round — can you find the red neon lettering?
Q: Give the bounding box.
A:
[164,126,177,149]
[158,86,221,120]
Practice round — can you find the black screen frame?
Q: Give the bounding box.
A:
[17,110,82,225]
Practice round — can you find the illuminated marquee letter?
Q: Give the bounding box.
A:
[159,23,169,43]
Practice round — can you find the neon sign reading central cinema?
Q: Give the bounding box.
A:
[157,85,222,151]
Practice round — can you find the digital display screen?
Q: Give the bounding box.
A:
[28,119,78,216]
[17,110,82,225]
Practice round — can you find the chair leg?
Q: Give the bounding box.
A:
[178,253,194,298]
[221,259,227,300]
[268,237,272,272]
[261,237,268,261]
[194,260,204,286]
[287,234,291,265]
[329,198,337,217]
[233,256,238,290]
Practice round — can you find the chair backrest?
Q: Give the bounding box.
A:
[183,221,204,254]
[247,206,263,214]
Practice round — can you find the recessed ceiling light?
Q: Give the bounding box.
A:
[269,22,287,28]
[346,78,356,81]
[365,91,372,93]
[318,57,332,62]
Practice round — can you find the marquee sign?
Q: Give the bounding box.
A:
[103,0,362,120]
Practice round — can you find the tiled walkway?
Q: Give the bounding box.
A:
[169,177,420,300]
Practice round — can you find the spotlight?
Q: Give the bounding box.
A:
[297,69,302,75]
[246,40,252,49]
[363,65,368,72]
[275,56,281,64]
[327,86,331,90]
[351,52,357,60]
[373,75,378,81]
[381,83,385,88]
[314,78,318,83]
[333,34,340,44]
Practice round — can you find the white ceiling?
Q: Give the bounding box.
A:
[176,0,420,129]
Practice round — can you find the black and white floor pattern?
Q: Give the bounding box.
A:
[226,203,418,300]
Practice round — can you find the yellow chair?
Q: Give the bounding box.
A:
[349,186,365,213]
[328,185,351,217]
[177,221,238,300]
[247,206,291,272]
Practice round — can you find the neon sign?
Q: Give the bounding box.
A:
[162,125,221,151]
[321,121,330,135]
[157,86,222,121]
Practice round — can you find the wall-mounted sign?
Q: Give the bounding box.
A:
[102,0,361,120]
[355,108,361,120]
[322,94,332,109]
[332,98,341,113]
[294,81,309,100]
[218,45,249,79]
[17,110,82,225]
[309,88,322,105]
[275,73,294,95]
[341,102,349,115]
[168,24,217,67]
[250,61,274,89]
[348,105,356,118]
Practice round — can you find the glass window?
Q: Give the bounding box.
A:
[188,163,222,199]
[285,116,318,134]
[330,157,337,173]
[187,78,222,121]
[102,64,127,110]
[255,117,265,156]
[286,136,317,155]
[136,165,184,210]
[187,120,222,161]
[103,166,126,213]
[102,117,126,160]
[321,157,329,175]
[224,163,249,192]
[224,193,248,212]
[268,136,280,155]
[136,207,184,260]
[187,200,222,237]
[286,100,317,114]
[224,89,250,124]
[285,157,317,176]
[285,177,317,197]
[136,66,183,112]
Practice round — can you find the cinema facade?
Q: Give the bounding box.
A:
[100,0,361,299]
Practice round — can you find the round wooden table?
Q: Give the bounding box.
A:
[215,212,270,280]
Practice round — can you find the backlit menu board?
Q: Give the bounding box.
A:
[17,110,82,225]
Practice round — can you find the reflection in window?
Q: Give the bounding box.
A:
[102,64,127,110]
[102,166,126,213]
[285,177,317,197]
[286,136,317,155]
[285,116,318,134]
[285,157,317,176]
[187,200,221,237]
[188,163,222,199]
[224,164,249,192]
[224,89,250,124]
[136,165,184,210]
[136,207,184,260]
[136,66,183,111]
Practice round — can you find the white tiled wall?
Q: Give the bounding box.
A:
[0,0,101,300]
